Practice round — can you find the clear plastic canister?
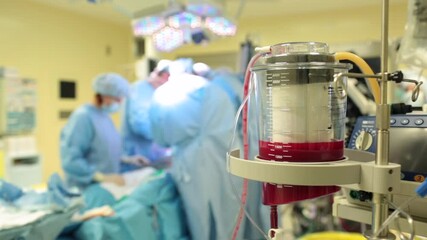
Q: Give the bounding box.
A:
[251,42,351,205]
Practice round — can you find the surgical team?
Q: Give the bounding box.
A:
[59,58,266,239]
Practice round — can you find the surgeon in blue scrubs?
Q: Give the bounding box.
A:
[121,60,172,172]
[60,73,129,188]
[149,59,243,240]
[193,63,270,238]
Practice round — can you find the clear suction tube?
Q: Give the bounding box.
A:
[227,89,269,240]
[373,197,416,240]
[228,50,271,240]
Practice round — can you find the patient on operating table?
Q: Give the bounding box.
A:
[0,173,81,211]
[58,169,189,240]
[95,166,161,200]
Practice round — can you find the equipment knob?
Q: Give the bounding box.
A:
[355,130,373,150]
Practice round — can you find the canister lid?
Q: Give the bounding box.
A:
[266,42,335,64]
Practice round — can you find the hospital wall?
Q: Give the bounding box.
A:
[0,0,409,183]
[0,0,134,182]
[159,2,408,59]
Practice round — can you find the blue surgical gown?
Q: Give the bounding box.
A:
[60,104,121,188]
[211,71,243,111]
[211,72,270,238]
[149,74,243,240]
[121,80,169,172]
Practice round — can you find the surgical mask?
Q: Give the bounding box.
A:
[102,102,120,113]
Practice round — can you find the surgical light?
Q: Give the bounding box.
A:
[191,29,209,45]
[205,17,237,36]
[131,2,237,51]
[187,3,221,17]
[133,16,165,36]
[152,26,184,52]
[168,11,202,29]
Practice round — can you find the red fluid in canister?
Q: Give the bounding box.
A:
[259,140,343,205]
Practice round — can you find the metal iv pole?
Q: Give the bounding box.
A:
[367,0,393,239]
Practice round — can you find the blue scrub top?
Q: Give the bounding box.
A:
[149,74,243,239]
[121,80,169,164]
[60,104,121,187]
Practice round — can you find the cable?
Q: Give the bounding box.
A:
[390,103,414,114]
[412,106,423,111]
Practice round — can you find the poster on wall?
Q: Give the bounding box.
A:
[0,67,37,134]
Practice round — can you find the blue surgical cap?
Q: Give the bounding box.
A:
[155,59,172,73]
[193,62,211,78]
[92,73,130,98]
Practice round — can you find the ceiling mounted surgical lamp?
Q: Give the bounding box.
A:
[132,1,237,52]
[133,16,166,36]
[152,26,185,52]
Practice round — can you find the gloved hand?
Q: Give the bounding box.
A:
[121,155,150,167]
[151,156,172,169]
[93,172,125,186]
[72,205,115,221]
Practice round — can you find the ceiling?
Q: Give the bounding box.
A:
[29,0,407,25]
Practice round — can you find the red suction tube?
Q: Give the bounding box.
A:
[231,51,269,240]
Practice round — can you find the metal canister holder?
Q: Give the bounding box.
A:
[334,71,423,102]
